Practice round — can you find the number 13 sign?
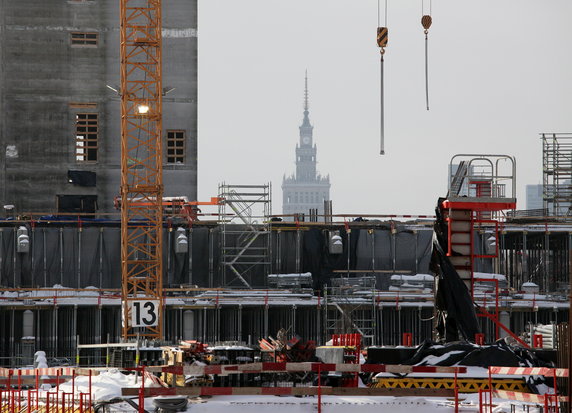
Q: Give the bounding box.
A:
[130,300,160,327]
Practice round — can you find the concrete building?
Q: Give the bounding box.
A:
[282,74,330,218]
[0,0,197,213]
[526,184,544,210]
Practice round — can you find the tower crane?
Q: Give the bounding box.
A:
[120,0,164,340]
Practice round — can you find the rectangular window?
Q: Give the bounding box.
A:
[75,113,98,162]
[71,32,98,46]
[167,130,185,164]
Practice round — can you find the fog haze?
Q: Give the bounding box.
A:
[198,0,572,215]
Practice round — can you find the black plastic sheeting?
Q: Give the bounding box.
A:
[432,199,481,342]
[365,340,556,392]
[0,223,434,289]
[403,340,553,368]
[404,340,556,393]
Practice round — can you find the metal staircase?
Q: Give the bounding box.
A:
[218,183,272,288]
[324,279,376,346]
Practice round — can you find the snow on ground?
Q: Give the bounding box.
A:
[38,369,160,401]
[181,395,453,412]
[33,371,551,412]
[151,394,547,412]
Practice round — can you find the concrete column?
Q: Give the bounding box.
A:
[414,230,419,274]
[23,309,34,338]
[296,229,301,273]
[499,311,510,339]
[521,231,528,287]
[208,229,214,288]
[237,305,242,342]
[544,231,550,290]
[276,230,281,274]
[43,229,47,287]
[183,310,194,340]
[77,228,82,288]
[291,305,297,336]
[59,228,64,286]
[99,228,104,288]
[371,229,375,271]
[188,228,193,285]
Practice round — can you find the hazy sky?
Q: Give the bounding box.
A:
[197,0,572,216]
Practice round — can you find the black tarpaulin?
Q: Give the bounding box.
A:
[432,198,481,342]
[56,195,98,213]
[402,340,553,368]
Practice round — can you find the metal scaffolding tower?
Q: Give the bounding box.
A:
[218,183,272,288]
[325,278,376,346]
[120,0,164,339]
[542,133,572,217]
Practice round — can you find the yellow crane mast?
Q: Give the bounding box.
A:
[120,0,164,340]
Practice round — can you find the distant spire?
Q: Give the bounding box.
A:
[304,69,309,112]
[301,70,311,128]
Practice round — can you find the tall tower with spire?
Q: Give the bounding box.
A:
[282,73,331,219]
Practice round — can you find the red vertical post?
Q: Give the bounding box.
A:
[552,369,558,412]
[470,212,474,297]
[7,369,12,390]
[317,363,322,413]
[139,366,145,413]
[56,369,60,393]
[402,333,412,347]
[72,369,76,408]
[487,367,493,413]
[454,369,459,413]
[17,370,21,390]
[494,279,499,340]
[35,369,39,390]
[89,369,93,408]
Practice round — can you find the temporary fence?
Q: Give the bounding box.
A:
[478,366,569,413]
[0,367,94,413]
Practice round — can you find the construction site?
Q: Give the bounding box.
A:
[0,0,571,412]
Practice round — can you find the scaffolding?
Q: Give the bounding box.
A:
[542,133,572,217]
[218,183,272,288]
[324,278,376,346]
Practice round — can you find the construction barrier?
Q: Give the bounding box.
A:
[493,390,567,404]
[488,366,568,377]
[373,377,527,393]
[477,366,569,413]
[146,362,467,376]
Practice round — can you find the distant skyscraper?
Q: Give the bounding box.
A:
[526,184,544,210]
[282,73,330,219]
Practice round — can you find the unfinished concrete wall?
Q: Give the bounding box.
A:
[0,0,197,213]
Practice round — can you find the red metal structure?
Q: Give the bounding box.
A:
[443,154,516,294]
[332,333,361,387]
[443,155,517,344]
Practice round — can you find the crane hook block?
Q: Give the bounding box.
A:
[377,27,388,49]
[421,15,432,31]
